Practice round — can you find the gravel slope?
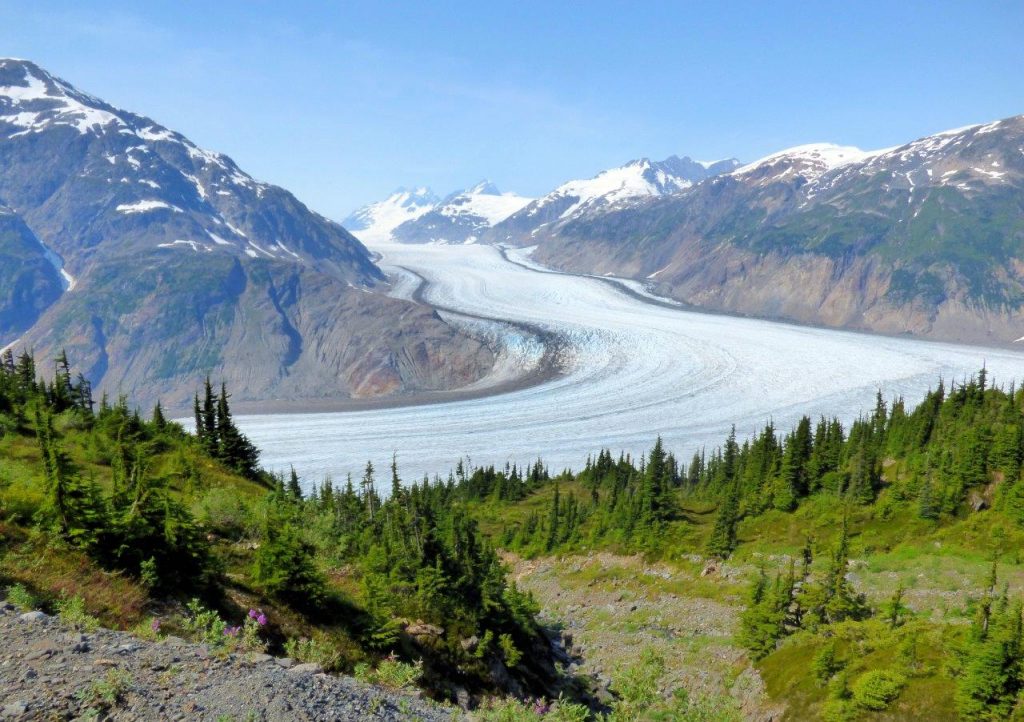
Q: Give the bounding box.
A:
[0,601,460,721]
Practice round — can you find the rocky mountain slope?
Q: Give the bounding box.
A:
[0,602,457,721]
[389,181,533,244]
[486,156,739,246]
[0,59,494,410]
[513,118,1024,345]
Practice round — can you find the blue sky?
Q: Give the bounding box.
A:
[1,1,1022,219]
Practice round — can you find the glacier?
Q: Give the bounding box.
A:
[235,242,1024,490]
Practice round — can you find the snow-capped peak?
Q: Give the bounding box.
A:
[465,180,502,196]
[531,154,729,220]
[0,59,264,196]
[0,58,124,136]
[438,182,533,226]
[734,143,878,177]
[342,187,440,244]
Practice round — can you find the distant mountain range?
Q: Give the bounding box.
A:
[345,182,534,246]
[343,156,737,247]
[349,117,1024,345]
[0,59,495,409]
[518,119,1024,345]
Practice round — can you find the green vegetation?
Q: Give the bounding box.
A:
[75,668,133,714]
[56,592,101,632]
[10,348,1024,718]
[456,368,1024,718]
[354,654,423,691]
[0,350,557,705]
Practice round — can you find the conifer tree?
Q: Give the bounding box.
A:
[201,378,217,454]
[287,466,303,500]
[546,483,560,552]
[361,460,377,520]
[707,482,740,558]
[918,474,939,520]
[152,401,167,430]
[193,394,204,441]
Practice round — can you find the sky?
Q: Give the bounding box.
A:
[1,1,1022,220]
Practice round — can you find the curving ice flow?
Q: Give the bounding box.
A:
[237,242,1024,489]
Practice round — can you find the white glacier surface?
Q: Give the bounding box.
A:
[233,242,1024,491]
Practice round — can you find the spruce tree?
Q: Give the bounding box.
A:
[201,378,217,455]
[918,475,939,520]
[287,466,303,500]
[545,483,560,552]
[152,401,167,429]
[707,482,740,558]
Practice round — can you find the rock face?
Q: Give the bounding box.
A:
[0,601,458,721]
[0,59,494,409]
[502,119,1024,345]
[0,207,63,342]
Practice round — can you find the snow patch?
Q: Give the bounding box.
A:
[224,221,248,238]
[183,173,208,201]
[206,231,234,246]
[34,239,75,292]
[135,125,176,142]
[116,200,183,214]
[157,239,210,252]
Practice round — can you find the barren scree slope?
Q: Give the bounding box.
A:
[235,243,1024,488]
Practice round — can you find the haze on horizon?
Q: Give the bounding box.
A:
[1,0,1021,219]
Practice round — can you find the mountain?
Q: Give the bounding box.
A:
[514,118,1024,345]
[0,59,495,409]
[341,186,438,244]
[486,155,739,245]
[390,181,533,244]
[0,205,64,339]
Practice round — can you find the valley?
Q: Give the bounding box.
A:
[237,241,1024,485]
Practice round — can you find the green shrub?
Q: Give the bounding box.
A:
[851,669,905,711]
[6,582,38,610]
[0,479,45,523]
[498,633,522,667]
[182,598,228,647]
[76,668,132,711]
[464,696,590,721]
[354,655,422,690]
[196,486,252,540]
[812,639,844,685]
[56,593,101,632]
[284,635,342,671]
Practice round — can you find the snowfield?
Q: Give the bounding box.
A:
[236,242,1024,490]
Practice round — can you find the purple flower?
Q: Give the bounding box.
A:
[223,626,240,637]
[257,613,267,626]
[248,608,259,619]
[151,618,161,633]
[532,699,551,715]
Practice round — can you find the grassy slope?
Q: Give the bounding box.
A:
[0,412,371,667]
[470,472,1024,720]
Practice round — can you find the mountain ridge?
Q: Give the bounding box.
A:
[504,116,1024,345]
[344,155,739,246]
[0,59,496,409]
